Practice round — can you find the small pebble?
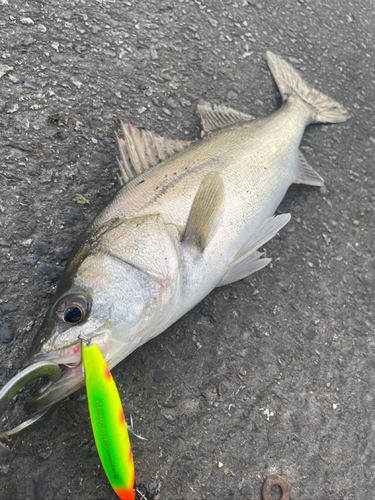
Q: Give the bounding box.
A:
[23,36,34,46]
[227,90,238,100]
[71,79,83,89]
[0,65,13,79]
[150,46,159,60]
[146,481,160,497]
[51,54,64,64]
[6,103,19,114]
[23,257,37,266]
[20,239,33,248]
[20,17,34,25]
[180,98,191,107]
[62,11,72,20]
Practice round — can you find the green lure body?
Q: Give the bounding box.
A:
[82,343,135,500]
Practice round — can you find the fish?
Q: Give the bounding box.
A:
[23,51,349,413]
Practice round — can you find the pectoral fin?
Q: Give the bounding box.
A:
[294,150,324,186]
[182,172,224,251]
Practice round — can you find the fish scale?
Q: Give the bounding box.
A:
[94,98,308,241]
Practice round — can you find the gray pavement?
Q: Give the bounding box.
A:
[0,0,374,499]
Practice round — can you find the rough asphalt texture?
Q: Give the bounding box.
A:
[0,1,373,499]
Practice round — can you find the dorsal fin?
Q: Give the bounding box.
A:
[197,101,254,136]
[116,123,192,185]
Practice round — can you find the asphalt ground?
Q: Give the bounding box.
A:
[0,0,374,499]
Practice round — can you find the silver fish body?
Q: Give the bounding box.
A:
[24,51,349,412]
[94,99,307,328]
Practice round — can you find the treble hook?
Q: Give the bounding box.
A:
[135,489,148,500]
[64,334,92,369]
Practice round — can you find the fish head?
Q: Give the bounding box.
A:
[25,214,181,412]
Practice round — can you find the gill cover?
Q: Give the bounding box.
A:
[82,342,135,500]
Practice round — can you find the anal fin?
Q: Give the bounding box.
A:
[294,150,324,186]
[218,213,290,287]
[219,251,271,287]
[182,172,224,251]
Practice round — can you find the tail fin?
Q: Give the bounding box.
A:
[266,51,350,124]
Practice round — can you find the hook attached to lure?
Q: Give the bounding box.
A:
[80,336,136,500]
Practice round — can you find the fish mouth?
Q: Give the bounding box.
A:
[24,331,110,413]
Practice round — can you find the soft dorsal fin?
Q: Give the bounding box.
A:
[182,172,224,251]
[197,101,254,135]
[116,123,192,185]
[294,150,324,186]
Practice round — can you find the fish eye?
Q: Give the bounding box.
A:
[56,295,89,325]
[64,306,82,323]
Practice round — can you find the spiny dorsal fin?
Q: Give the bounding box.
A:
[182,172,224,251]
[197,101,254,136]
[116,122,192,185]
[294,150,324,186]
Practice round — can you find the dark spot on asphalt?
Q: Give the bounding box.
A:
[38,265,60,282]
[0,305,18,316]
[34,244,50,256]
[153,369,169,382]
[0,324,14,343]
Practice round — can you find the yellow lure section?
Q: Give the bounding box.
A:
[82,342,135,500]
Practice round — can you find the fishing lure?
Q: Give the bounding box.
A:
[82,339,135,500]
